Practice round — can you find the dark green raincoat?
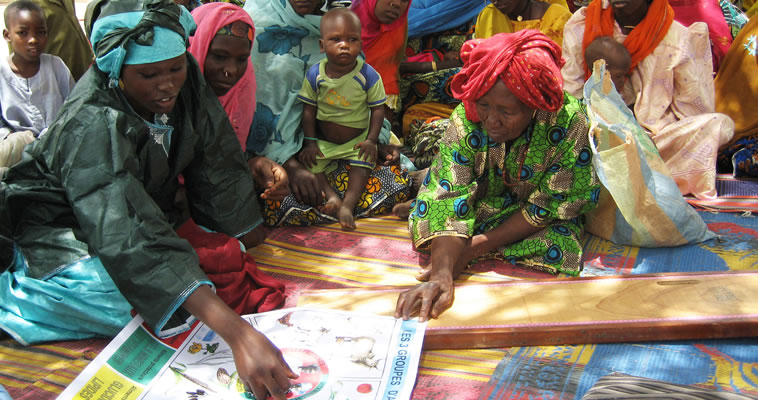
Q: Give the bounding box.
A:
[0,55,261,334]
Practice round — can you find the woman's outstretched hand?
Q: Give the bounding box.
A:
[228,323,299,400]
[378,144,401,166]
[394,277,455,322]
[183,286,298,400]
[394,236,468,322]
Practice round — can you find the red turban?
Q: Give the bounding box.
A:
[450,30,565,122]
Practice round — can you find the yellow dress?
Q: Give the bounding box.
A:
[474,2,572,46]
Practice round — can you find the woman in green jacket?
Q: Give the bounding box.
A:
[0,0,296,398]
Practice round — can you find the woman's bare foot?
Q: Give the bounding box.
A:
[320,195,342,216]
[392,200,413,219]
[337,206,357,231]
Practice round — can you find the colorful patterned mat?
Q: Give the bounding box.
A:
[2,212,756,399]
[481,340,758,399]
[483,211,758,399]
[582,211,758,275]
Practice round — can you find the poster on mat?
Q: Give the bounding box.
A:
[59,307,426,400]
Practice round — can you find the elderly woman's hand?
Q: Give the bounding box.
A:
[283,157,322,207]
[395,236,467,322]
[394,279,455,323]
[249,156,290,202]
[415,235,483,281]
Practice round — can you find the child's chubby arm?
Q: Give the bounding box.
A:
[298,103,323,169]
[355,106,384,164]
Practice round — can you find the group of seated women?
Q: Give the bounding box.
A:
[0,0,755,398]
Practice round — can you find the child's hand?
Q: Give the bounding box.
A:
[298,141,323,169]
[378,144,401,166]
[355,140,378,164]
[249,156,290,202]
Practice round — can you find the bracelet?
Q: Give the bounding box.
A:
[303,136,318,141]
[431,60,438,72]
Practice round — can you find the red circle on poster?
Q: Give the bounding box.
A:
[279,348,328,400]
[356,383,372,393]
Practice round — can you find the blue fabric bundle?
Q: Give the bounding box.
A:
[407,0,488,38]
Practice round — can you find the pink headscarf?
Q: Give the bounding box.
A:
[351,0,412,49]
[450,31,565,122]
[189,3,256,149]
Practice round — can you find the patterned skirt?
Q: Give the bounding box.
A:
[485,215,586,276]
[262,161,412,226]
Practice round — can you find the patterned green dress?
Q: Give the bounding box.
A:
[408,93,600,275]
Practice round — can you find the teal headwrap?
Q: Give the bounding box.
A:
[90,0,196,87]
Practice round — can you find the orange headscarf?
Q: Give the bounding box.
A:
[581,0,674,79]
[352,0,412,96]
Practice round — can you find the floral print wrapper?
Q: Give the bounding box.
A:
[408,94,600,275]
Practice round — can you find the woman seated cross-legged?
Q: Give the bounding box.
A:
[395,31,601,322]
[399,0,572,173]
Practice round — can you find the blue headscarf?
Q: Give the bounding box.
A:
[90,0,196,87]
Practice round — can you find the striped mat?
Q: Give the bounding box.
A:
[482,211,758,400]
[3,212,757,399]
[0,338,107,399]
[254,216,546,399]
[256,215,556,294]
[582,210,758,275]
[686,174,758,212]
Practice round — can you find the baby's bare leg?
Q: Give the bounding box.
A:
[338,166,370,230]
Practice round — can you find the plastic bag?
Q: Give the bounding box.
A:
[583,61,714,247]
